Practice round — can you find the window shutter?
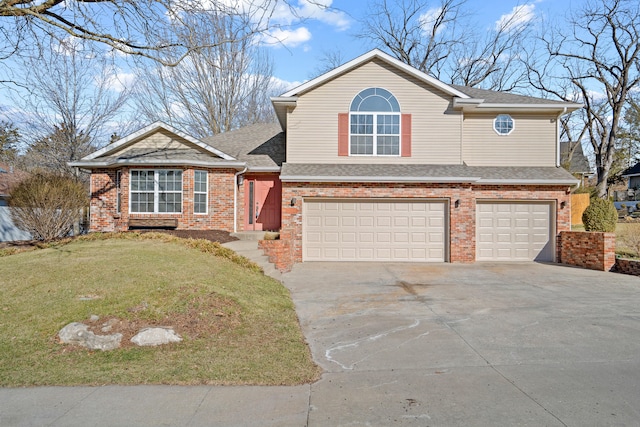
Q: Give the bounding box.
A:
[338,113,349,156]
[401,114,412,157]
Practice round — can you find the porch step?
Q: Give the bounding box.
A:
[230,231,269,241]
[222,240,282,281]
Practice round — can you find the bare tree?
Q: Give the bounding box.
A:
[13,39,129,177]
[0,120,20,162]
[134,11,277,138]
[0,1,285,66]
[527,0,640,198]
[309,49,348,79]
[358,0,533,90]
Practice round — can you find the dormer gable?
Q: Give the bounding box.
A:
[69,122,244,169]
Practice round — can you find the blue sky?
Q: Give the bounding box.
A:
[0,0,588,142]
[265,0,581,88]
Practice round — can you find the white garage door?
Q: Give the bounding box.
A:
[476,202,554,262]
[303,200,446,262]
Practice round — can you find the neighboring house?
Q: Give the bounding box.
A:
[70,49,581,268]
[0,163,31,241]
[560,141,592,186]
[622,162,640,190]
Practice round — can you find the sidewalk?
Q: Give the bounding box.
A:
[0,385,310,427]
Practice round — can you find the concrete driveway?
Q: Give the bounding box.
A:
[3,262,640,426]
[283,262,640,426]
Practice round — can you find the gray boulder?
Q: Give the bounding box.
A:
[131,327,182,346]
[58,322,122,351]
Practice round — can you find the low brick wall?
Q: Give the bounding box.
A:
[258,239,294,272]
[558,231,616,271]
[612,258,640,276]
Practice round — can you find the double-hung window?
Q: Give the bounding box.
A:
[194,170,208,214]
[130,170,182,213]
[349,88,401,156]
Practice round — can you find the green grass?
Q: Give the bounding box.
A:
[0,233,320,386]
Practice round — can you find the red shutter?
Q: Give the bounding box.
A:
[338,113,349,156]
[401,114,412,157]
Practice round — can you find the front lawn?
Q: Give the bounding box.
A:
[0,233,320,386]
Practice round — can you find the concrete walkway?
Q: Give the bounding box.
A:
[2,262,640,426]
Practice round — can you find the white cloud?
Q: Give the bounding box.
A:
[264,27,312,48]
[99,68,136,93]
[495,4,536,32]
[270,76,303,93]
[419,7,444,35]
[293,0,350,31]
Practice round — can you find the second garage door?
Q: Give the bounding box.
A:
[303,200,446,262]
[476,201,554,262]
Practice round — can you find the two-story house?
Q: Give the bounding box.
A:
[71,50,581,269]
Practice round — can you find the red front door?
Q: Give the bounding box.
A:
[244,175,282,231]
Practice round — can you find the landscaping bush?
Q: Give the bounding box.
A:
[582,197,617,232]
[8,173,87,241]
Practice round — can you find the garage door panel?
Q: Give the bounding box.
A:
[476,202,554,262]
[304,200,446,262]
[359,216,374,227]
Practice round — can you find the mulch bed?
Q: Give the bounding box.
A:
[134,229,238,244]
[0,229,238,249]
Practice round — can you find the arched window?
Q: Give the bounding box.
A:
[349,88,401,156]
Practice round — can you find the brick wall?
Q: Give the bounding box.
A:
[258,239,293,272]
[277,182,570,267]
[558,231,616,271]
[613,258,640,276]
[89,167,238,232]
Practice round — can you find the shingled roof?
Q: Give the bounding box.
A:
[560,141,592,174]
[450,85,570,106]
[280,163,578,185]
[203,122,285,170]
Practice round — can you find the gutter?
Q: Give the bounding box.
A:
[279,175,481,183]
[67,159,247,170]
[557,107,567,167]
[280,175,579,186]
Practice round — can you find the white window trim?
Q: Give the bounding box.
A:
[194,170,208,215]
[493,114,515,136]
[349,112,402,157]
[115,170,121,214]
[129,169,183,214]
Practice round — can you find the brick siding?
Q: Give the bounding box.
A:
[89,167,237,232]
[558,231,616,271]
[269,182,571,271]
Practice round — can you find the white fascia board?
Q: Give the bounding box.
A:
[271,97,298,129]
[68,159,247,170]
[280,175,480,183]
[476,178,580,186]
[83,121,236,161]
[246,166,281,172]
[454,100,583,114]
[280,49,470,99]
[474,103,583,113]
[453,98,484,108]
[270,97,298,105]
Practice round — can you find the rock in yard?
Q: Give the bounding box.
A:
[131,327,182,347]
[58,322,122,351]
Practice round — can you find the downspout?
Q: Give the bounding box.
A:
[557,107,567,167]
[233,166,248,233]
